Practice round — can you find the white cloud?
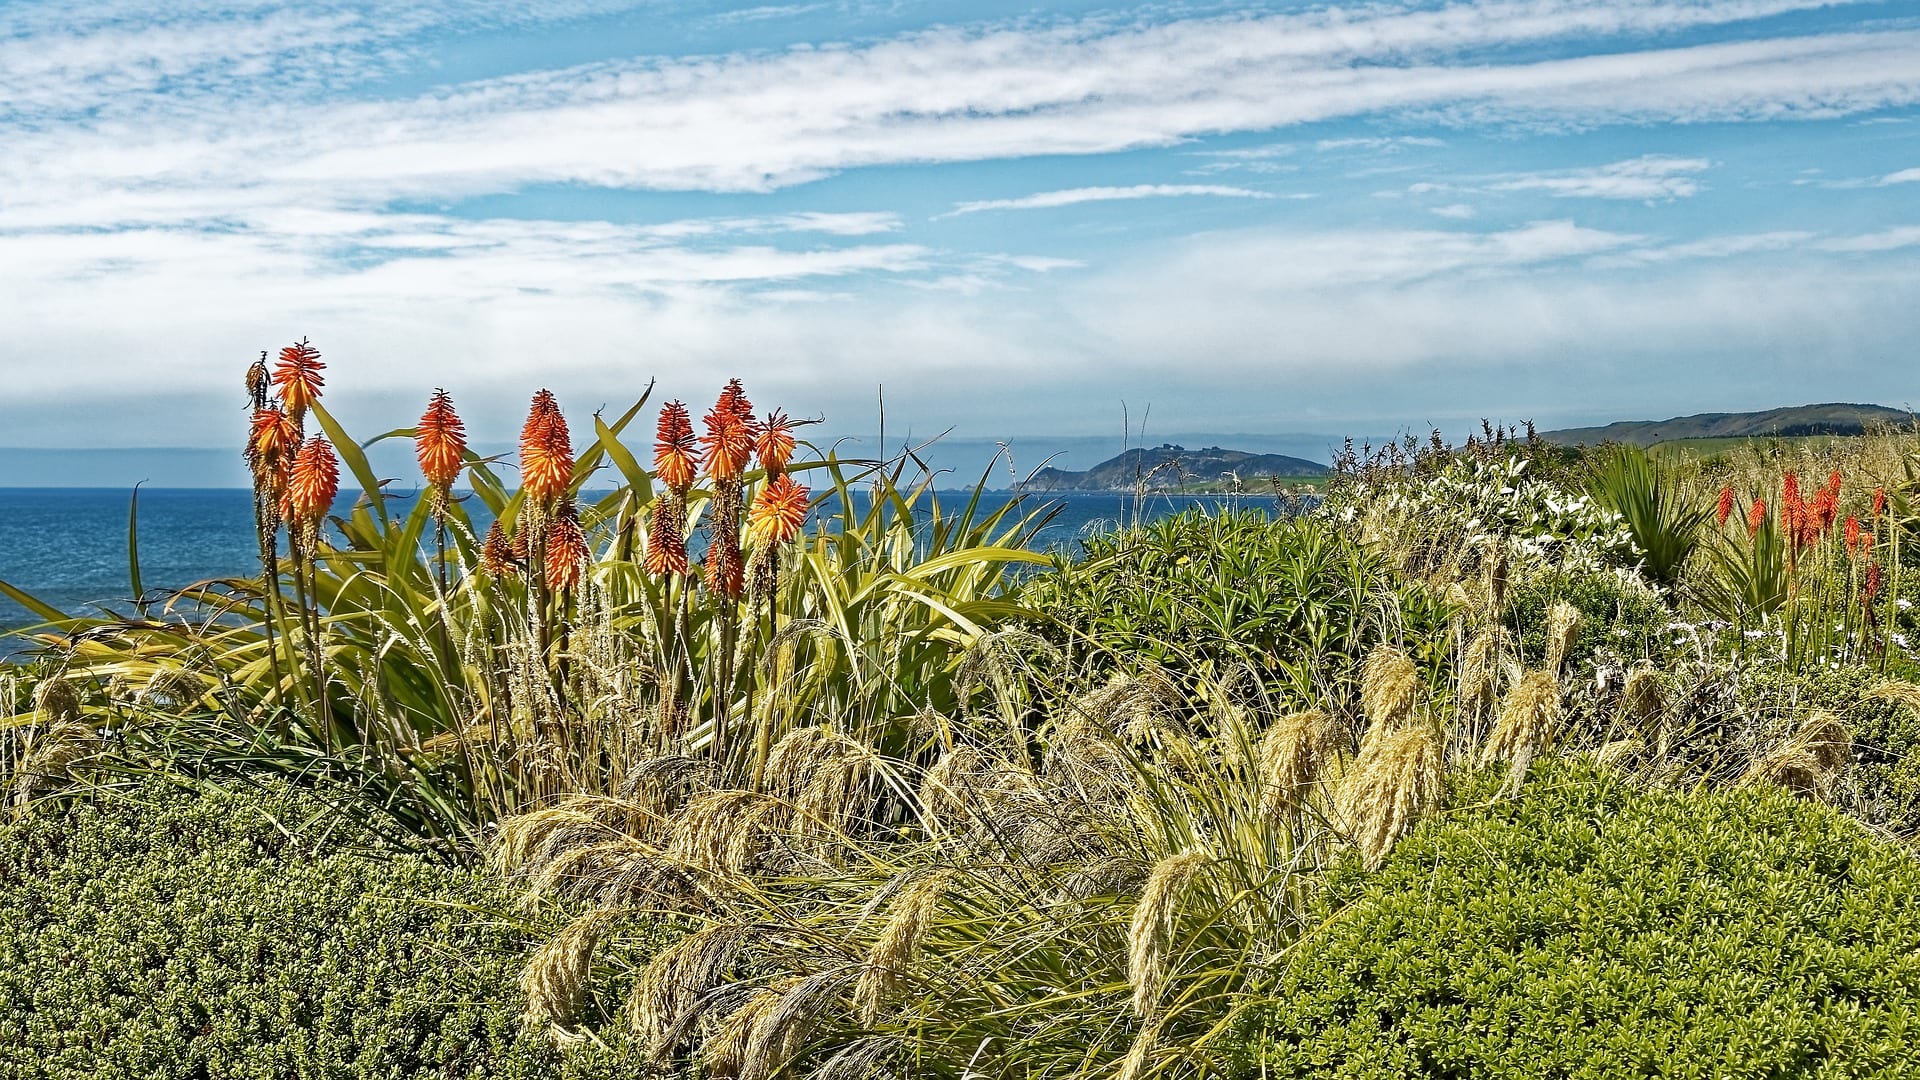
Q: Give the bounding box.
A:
[1488,155,1711,200]
[938,184,1276,217]
[1879,167,1920,185]
[1818,226,1920,253]
[1316,136,1447,152]
[1431,203,1477,218]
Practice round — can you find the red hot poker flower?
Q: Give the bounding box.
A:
[1716,485,1735,528]
[1864,561,1884,606]
[519,390,574,506]
[415,390,467,493]
[1874,488,1887,517]
[247,408,300,472]
[1845,515,1863,555]
[717,378,754,424]
[283,437,340,525]
[753,410,798,477]
[645,496,690,577]
[701,394,753,483]
[653,401,699,492]
[1747,498,1767,536]
[272,338,325,421]
[747,475,809,547]
[545,506,590,592]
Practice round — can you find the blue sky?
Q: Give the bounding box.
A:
[2,0,1917,482]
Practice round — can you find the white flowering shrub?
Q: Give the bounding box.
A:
[1328,454,1636,576]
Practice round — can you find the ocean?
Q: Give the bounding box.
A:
[0,487,1294,643]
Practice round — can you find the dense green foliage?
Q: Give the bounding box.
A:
[1238,762,1920,1078]
[0,780,654,1080]
[1585,444,1712,588]
[1025,510,1453,701]
[1503,565,1671,670]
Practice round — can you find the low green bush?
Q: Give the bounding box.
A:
[1026,509,1452,703]
[1504,566,1672,670]
[1740,663,1920,837]
[0,781,656,1080]
[1236,762,1920,1078]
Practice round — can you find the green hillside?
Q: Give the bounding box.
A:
[1016,443,1328,492]
[1542,402,1912,448]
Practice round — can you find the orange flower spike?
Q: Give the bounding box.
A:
[1864,561,1884,606]
[545,507,590,592]
[1810,487,1838,535]
[415,389,467,492]
[519,390,574,506]
[1874,488,1887,518]
[1716,485,1735,528]
[1747,498,1767,536]
[1845,515,1863,555]
[718,378,754,424]
[272,338,325,420]
[701,396,753,482]
[704,538,744,599]
[644,499,690,576]
[284,437,340,524]
[247,408,300,469]
[653,401,700,492]
[747,475,810,546]
[754,410,798,477]
[1827,469,1843,498]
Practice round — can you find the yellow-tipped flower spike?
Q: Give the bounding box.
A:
[415,389,467,496]
[752,410,797,477]
[652,400,699,492]
[747,475,809,547]
[271,338,325,422]
[282,437,340,526]
[545,505,590,592]
[700,387,752,483]
[519,389,574,507]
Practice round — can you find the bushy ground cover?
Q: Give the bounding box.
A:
[5,348,1920,1078]
[0,778,661,1079]
[1239,760,1920,1078]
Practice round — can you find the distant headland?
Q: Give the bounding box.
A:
[1014,444,1329,493]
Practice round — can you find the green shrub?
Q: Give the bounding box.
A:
[1504,566,1672,670]
[1025,509,1452,704]
[0,781,656,1079]
[1236,762,1920,1078]
[1740,663,1920,837]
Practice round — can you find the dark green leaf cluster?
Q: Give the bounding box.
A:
[1743,663,1920,837]
[1234,761,1920,1078]
[0,781,653,1080]
[1024,510,1451,702]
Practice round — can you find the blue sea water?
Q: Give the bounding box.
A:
[0,487,1291,644]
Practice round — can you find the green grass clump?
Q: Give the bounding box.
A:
[1236,761,1920,1078]
[0,779,655,1080]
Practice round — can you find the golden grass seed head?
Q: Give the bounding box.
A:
[520,909,618,1033]
[1335,723,1445,870]
[1359,645,1422,731]
[1544,601,1583,674]
[629,923,754,1057]
[1867,680,1920,713]
[853,869,955,1026]
[1621,663,1667,737]
[1257,709,1345,820]
[1128,848,1211,1019]
[33,678,82,726]
[1482,669,1560,767]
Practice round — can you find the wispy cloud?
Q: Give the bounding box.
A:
[1880,167,1920,185]
[937,185,1276,218]
[1488,155,1711,200]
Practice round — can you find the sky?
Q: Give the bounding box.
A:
[1,0,1917,485]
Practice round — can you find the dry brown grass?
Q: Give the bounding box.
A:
[1359,645,1422,730]
[1481,669,1560,796]
[1257,709,1345,818]
[1741,710,1852,801]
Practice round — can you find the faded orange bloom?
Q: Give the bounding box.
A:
[1874,488,1888,517]
[246,353,271,411]
[415,389,467,493]
[545,506,590,592]
[1747,498,1767,535]
[1827,469,1843,498]
[653,400,699,492]
[753,410,798,477]
[1716,485,1735,528]
[272,338,325,420]
[717,377,754,424]
[247,408,301,472]
[701,393,753,482]
[283,437,340,525]
[704,535,743,599]
[481,520,516,576]
[747,474,809,547]
[1865,561,1884,606]
[1811,487,1838,536]
[519,390,574,506]
[644,494,690,577]
[1846,515,1863,555]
